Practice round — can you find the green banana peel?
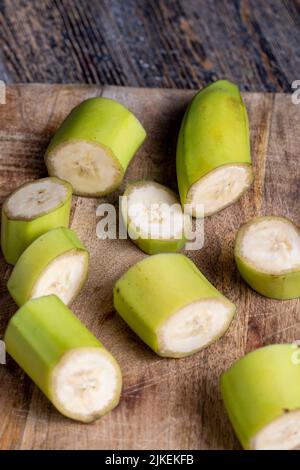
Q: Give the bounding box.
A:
[221,344,300,450]
[45,97,146,196]
[235,216,300,299]
[5,295,122,423]
[176,80,253,217]
[1,177,72,265]
[114,253,235,358]
[7,227,89,306]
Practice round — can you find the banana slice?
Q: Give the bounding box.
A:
[7,227,89,306]
[114,253,235,358]
[45,97,146,196]
[176,80,253,217]
[1,177,72,264]
[221,344,300,450]
[5,295,122,422]
[121,181,191,254]
[235,216,300,299]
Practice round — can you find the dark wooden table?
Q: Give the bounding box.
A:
[0,0,299,91]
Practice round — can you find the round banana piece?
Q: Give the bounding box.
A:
[1,177,72,265]
[221,344,300,450]
[176,80,253,217]
[7,227,89,306]
[114,253,236,358]
[235,216,300,299]
[5,295,122,423]
[45,97,146,196]
[121,181,191,254]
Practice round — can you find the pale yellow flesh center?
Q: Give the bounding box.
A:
[52,348,119,421]
[157,299,233,356]
[187,165,252,216]
[250,410,300,450]
[6,179,67,219]
[240,218,300,273]
[31,251,86,305]
[48,141,121,195]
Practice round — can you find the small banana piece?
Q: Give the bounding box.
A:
[114,253,235,358]
[221,344,300,450]
[7,227,89,306]
[4,295,122,423]
[235,216,300,299]
[45,97,146,196]
[1,177,72,264]
[121,181,191,254]
[176,80,253,217]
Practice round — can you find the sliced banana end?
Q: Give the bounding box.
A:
[186,164,253,217]
[238,217,300,274]
[250,410,300,450]
[46,140,123,196]
[123,181,190,250]
[51,348,122,423]
[31,250,88,305]
[157,298,234,358]
[4,177,71,220]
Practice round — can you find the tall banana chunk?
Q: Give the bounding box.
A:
[45,98,146,196]
[114,253,235,358]
[176,80,253,217]
[7,227,89,306]
[1,177,72,265]
[235,216,300,299]
[121,181,191,254]
[5,295,122,422]
[221,344,300,450]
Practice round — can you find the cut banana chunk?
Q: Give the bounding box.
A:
[121,181,191,254]
[221,344,300,450]
[176,80,253,217]
[4,295,122,422]
[7,227,89,306]
[114,253,235,358]
[45,97,146,196]
[235,216,300,299]
[1,177,72,265]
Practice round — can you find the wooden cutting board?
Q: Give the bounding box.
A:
[0,85,299,450]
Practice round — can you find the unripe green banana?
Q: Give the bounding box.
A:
[45,97,146,196]
[221,344,300,450]
[114,253,235,358]
[235,216,300,299]
[121,181,191,254]
[7,227,89,306]
[1,177,72,265]
[5,295,122,423]
[176,80,253,217]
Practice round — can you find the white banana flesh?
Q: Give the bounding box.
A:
[250,410,300,450]
[240,218,300,273]
[5,178,68,219]
[51,348,120,422]
[157,299,233,357]
[47,141,122,196]
[186,165,252,217]
[124,182,188,240]
[31,251,87,304]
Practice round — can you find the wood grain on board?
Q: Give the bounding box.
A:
[0,85,299,450]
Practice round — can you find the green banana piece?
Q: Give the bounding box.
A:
[1,177,72,265]
[235,216,300,299]
[5,295,122,423]
[45,97,146,196]
[176,80,253,217]
[121,181,191,255]
[7,227,89,306]
[114,253,235,358]
[221,344,300,450]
